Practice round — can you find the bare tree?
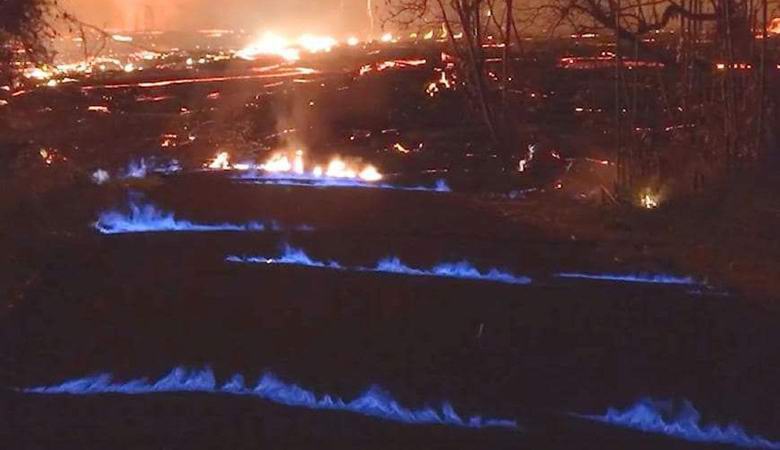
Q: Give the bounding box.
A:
[545,0,778,191]
[0,0,66,85]
[385,0,523,162]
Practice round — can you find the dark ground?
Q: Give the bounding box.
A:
[1,176,779,449]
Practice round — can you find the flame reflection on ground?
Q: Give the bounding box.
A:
[555,273,697,286]
[23,367,518,430]
[234,174,451,193]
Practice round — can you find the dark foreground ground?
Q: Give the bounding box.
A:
[1,176,779,449]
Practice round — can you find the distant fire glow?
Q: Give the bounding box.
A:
[23,367,518,430]
[227,244,532,285]
[237,32,340,62]
[576,398,780,449]
[769,18,780,34]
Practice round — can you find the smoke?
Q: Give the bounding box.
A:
[62,0,183,31]
[62,0,377,34]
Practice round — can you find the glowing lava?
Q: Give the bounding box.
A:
[23,367,518,430]
[576,398,780,449]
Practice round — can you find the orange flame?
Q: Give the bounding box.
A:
[770,18,780,34]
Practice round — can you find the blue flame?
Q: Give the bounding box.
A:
[23,367,518,429]
[227,245,531,285]
[556,272,697,285]
[154,159,182,175]
[369,257,532,285]
[226,244,343,269]
[123,158,182,179]
[95,200,284,234]
[234,174,451,193]
[124,159,148,179]
[576,398,780,449]
[91,169,110,185]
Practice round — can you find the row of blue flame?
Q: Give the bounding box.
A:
[22,367,779,448]
[233,172,452,192]
[76,202,776,446]
[95,200,697,287]
[102,157,451,193]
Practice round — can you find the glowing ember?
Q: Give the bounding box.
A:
[426,70,455,97]
[23,367,518,429]
[39,148,63,165]
[361,59,427,76]
[575,398,780,449]
[715,62,753,70]
[87,105,111,114]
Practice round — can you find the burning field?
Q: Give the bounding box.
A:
[2,2,780,450]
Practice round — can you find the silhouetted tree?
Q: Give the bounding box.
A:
[0,0,64,85]
[385,0,522,163]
